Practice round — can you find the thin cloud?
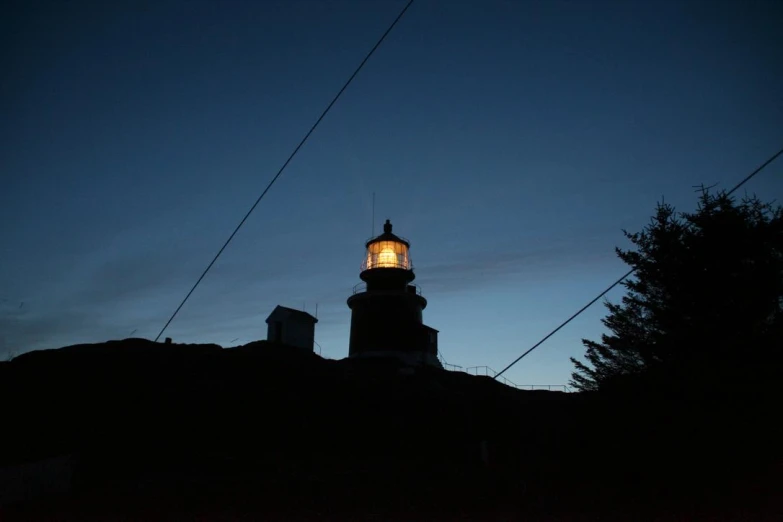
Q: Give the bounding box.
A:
[77,253,191,306]
[0,306,122,358]
[415,236,617,294]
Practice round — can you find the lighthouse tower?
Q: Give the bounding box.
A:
[347,220,440,367]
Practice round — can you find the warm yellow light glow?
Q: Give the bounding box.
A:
[377,247,397,267]
[363,240,411,270]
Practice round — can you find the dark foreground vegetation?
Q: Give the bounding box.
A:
[0,338,780,521]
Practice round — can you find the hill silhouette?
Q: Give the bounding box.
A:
[1,338,780,521]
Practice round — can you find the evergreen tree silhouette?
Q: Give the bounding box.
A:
[571,191,783,392]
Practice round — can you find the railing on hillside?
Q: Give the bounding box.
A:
[515,384,571,392]
[463,365,572,393]
[436,352,464,372]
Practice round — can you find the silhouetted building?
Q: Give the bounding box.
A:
[266,305,318,351]
[347,220,440,367]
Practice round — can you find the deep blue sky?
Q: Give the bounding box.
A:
[2,0,782,386]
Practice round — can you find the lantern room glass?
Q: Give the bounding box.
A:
[362,240,411,270]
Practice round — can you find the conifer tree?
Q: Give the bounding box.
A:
[571,191,783,391]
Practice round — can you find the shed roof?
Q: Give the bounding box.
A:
[266,305,318,324]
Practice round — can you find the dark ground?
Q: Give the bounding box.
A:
[0,339,780,521]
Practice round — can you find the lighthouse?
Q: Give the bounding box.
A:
[347,219,440,367]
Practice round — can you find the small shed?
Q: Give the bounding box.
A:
[265,305,318,351]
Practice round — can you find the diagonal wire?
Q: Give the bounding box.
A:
[494,270,632,380]
[494,144,783,380]
[724,147,783,196]
[154,0,416,342]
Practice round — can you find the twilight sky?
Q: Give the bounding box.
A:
[2,0,782,386]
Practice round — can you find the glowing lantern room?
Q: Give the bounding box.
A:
[361,220,412,272]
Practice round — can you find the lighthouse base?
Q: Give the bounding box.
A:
[348,350,443,369]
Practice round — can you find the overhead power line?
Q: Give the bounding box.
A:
[725,147,783,196]
[494,144,783,380]
[154,0,416,342]
[494,269,633,380]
